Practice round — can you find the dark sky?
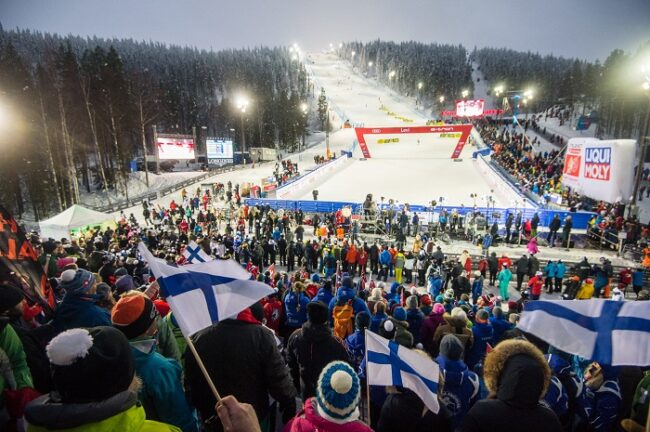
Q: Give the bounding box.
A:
[1,0,649,61]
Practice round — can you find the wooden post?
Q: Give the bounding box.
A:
[184,335,221,402]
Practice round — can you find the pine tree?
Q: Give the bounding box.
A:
[318,87,328,131]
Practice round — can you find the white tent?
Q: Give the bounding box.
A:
[39,205,114,240]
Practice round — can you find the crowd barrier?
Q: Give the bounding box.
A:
[274,153,352,199]
[243,198,597,230]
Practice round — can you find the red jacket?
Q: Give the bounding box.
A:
[284,398,372,432]
[263,298,283,333]
[528,275,543,296]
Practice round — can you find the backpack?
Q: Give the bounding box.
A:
[333,300,354,339]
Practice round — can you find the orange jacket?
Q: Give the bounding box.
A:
[346,246,358,264]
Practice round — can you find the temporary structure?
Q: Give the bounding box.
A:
[39,205,114,240]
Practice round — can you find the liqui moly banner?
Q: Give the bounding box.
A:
[561,138,636,203]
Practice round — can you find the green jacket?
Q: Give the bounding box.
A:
[164,313,187,356]
[0,324,33,393]
[631,370,650,424]
[156,316,181,364]
[26,392,181,432]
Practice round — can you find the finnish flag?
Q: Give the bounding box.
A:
[182,241,213,263]
[366,331,440,413]
[518,300,650,366]
[138,243,273,336]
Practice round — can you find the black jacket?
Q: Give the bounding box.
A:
[516,257,529,275]
[527,255,540,277]
[378,389,453,432]
[488,254,499,273]
[286,322,349,401]
[185,319,296,430]
[549,217,561,232]
[459,354,562,432]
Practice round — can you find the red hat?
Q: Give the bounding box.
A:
[420,294,432,306]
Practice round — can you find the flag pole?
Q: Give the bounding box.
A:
[364,329,371,426]
[184,335,222,402]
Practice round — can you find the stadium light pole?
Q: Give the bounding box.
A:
[236,97,249,162]
[462,89,469,99]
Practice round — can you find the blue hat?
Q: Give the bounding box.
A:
[393,306,407,322]
[59,269,96,295]
[311,273,321,283]
[316,361,361,423]
[341,276,353,289]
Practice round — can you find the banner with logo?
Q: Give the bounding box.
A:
[0,206,55,316]
[561,138,636,203]
[455,99,485,117]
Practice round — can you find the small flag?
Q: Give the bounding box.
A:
[366,331,440,413]
[182,241,213,264]
[267,263,276,278]
[518,300,650,366]
[138,243,273,336]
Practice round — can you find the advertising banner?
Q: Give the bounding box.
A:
[455,99,485,117]
[156,137,195,160]
[561,138,636,203]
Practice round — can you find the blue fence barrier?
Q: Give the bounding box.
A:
[244,198,597,229]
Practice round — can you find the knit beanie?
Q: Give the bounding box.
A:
[355,311,370,330]
[432,303,445,315]
[420,294,432,306]
[440,334,464,361]
[46,326,134,403]
[114,267,129,277]
[316,361,361,423]
[0,284,23,314]
[341,276,353,289]
[115,274,136,295]
[311,273,321,283]
[393,306,407,322]
[111,295,159,339]
[406,295,419,310]
[59,269,96,295]
[307,301,329,325]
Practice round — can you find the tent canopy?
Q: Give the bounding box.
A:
[39,205,114,240]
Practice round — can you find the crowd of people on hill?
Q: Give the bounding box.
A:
[3,194,649,431]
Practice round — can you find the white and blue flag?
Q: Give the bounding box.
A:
[138,243,273,336]
[366,331,440,413]
[518,299,650,366]
[182,241,213,263]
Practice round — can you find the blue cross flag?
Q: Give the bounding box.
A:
[182,241,213,263]
[138,243,273,336]
[518,300,650,366]
[366,331,440,413]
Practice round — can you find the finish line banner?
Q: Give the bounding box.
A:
[561,138,636,204]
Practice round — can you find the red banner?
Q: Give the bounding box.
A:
[354,125,473,159]
[441,109,503,117]
[0,206,55,316]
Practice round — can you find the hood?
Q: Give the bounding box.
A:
[25,390,138,430]
[390,282,400,295]
[484,339,550,409]
[443,314,467,329]
[336,286,356,302]
[438,357,470,386]
[302,321,335,342]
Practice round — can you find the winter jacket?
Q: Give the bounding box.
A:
[528,255,540,277]
[312,287,334,307]
[377,388,453,432]
[437,357,480,428]
[25,390,180,432]
[370,312,388,334]
[185,319,296,428]
[459,340,563,432]
[420,312,446,356]
[541,376,568,424]
[433,314,473,358]
[584,379,621,432]
[51,293,112,335]
[284,290,310,328]
[284,397,372,432]
[379,249,392,267]
[327,287,370,320]
[556,262,567,278]
[488,316,512,346]
[528,275,544,297]
[286,322,349,401]
[345,329,366,370]
[405,308,425,345]
[131,342,197,432]
[487,254,499,273]
[576,280,594,299]
[465,322,494,369]
[516,257,529,274]
[0,323,34,396]
[632,269,644,286]
[544,261,557,278]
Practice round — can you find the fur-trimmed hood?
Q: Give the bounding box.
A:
[483,339,551,408]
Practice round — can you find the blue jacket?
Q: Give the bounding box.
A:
[436,356,479,428]
[466,322,494,369]
[272,228,282,242]
[584,380,621,432]
[327,286,370,320]
[345,329,366,370]
[379,249,392,266]
[482,234,492,249]
[428,276,443,298]
[633,269,644,286]
[544,261,558,278]
[370,312,387,334]
[52,293,111,333]
[132,343,198,432]
[311,286,334,306]
[542,375,569,420]
[405,308,424,344]
[284,290,310,328]
[489,316,512,346]
[555,262,567,278]
[471,278,483,299]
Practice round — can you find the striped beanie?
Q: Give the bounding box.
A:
[111,295,158,339]
[315,361,361,423]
